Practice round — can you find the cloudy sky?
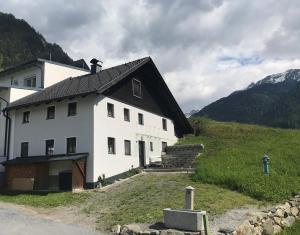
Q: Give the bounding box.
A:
[2,0,300,112]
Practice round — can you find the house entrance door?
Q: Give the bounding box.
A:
[138,141,145,167]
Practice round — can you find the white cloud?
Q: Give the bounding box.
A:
[1,0,300,111]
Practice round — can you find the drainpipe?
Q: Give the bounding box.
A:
[0,97,11,160]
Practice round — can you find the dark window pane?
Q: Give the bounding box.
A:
[162,118,167,130]
[124,108,130,121]
[124,140,131,155]
[107,103,114,117]
[22,111,30,123]
[132,79,142,98]
[68,102,77,116]
[67,137,76,154]
[45,139,54,155]
[138,113,144,125]
[162,142,167,152]
[47,106,55,119]
[21,142,29,157]
[150,142,153,152]
[108,137,115,154]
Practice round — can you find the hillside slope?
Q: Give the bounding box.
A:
[179,118,300,201]
[0,12,78,69]
[194,69,300,129]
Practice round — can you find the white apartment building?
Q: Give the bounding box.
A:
[2,57,192,191]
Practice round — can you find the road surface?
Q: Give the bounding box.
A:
[0,202,102,235]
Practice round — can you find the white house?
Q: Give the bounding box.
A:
[2,57,192,191]
[0,58,90,183]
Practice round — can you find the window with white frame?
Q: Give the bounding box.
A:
[124,140,131,155]
[45,139,54,155]
[124,108,130,121]
[138,113,144,125]
[132,79,142,98]
[68,102,77,116]
[24,75,36,88]
[108,137,116,154]
[46,106,55,119]
[107,103,114,117]
[22,111,30,123]
[66,137,76,154]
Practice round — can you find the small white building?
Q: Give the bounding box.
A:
[2,57,192,191]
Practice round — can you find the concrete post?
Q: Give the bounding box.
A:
[185,186,195,210]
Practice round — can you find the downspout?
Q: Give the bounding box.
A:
[0,97,10,160]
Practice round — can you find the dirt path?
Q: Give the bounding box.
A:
[209,205,270,234]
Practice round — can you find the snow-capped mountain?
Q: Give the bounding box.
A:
[185,109,200,118]
[247,69,300,89]
[193,69,300,129]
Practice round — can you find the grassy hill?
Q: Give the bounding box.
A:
[179,118,300,201]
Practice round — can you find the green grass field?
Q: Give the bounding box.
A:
[179,118,300,201]
[0,173,259,230]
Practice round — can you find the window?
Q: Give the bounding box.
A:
[11,79,18,86]
[22,111,30,123]
[21,142,29,157]
[24,75,36,88]
[108,137,116,154]
[66,137,76,154]
[68,102,77,116]
[107,103,114,117]
[45,139,54,155]
[132,79,142,98]
[124,140,131,155]
[162,141,167,152]
[162,118,167,131]
[138,113,144,125]
[150,142,154,152]
[46,106,55,119]
[124,108,130,121]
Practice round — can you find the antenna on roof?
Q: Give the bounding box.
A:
[90,58,103,74]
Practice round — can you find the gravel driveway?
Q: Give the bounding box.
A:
[0,202,102,235]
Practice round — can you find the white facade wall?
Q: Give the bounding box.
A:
[43,62,88,88]
[0,61,89,172]
[9,97,95,181]
[0,66,43,89]
[93,96,177,181]
[7,94,178,184]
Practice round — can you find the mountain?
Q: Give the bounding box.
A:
[193,69,300,129]
[0,12,88,70]
[185,109,200,118]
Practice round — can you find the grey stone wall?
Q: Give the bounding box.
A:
[162,144,203,168]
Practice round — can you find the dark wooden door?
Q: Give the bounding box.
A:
[59,172,72,191]
[138,141,145,167]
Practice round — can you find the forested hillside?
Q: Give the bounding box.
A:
[0,12,77,70]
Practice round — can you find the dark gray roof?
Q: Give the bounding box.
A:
[2,153,88,165]
[7,57,151,109]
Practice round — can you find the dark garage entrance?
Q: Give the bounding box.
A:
[59,171,72,191]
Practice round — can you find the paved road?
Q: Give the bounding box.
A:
[0,203,102,235]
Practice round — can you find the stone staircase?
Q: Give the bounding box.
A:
[161,144,203,168]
